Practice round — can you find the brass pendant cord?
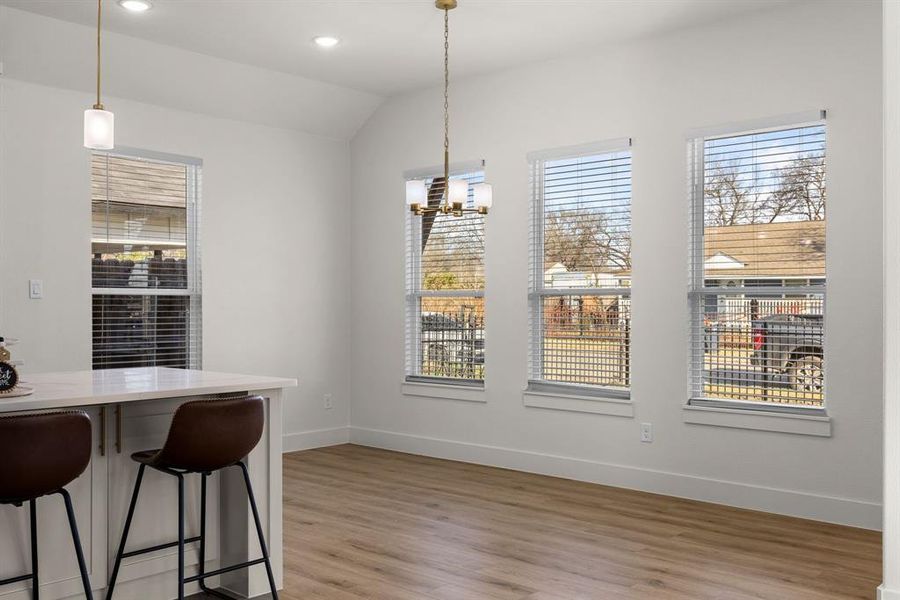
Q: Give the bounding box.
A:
[443,6,450,187]
[94,0,103,110]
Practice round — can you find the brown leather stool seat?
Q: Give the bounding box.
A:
[0,411,94,599]
[0,411,92,504]
[107,396,277,600]
[128,396,265,472]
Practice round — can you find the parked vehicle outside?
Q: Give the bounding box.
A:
[750,314,824,393]
[420,312,484,378]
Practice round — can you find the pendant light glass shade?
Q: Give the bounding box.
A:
[473,183,493,209]
[84,108,115,150]
[406,179,427,206]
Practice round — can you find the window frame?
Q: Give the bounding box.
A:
[687,112,827,416]
[404,160,486,389]
[91,146,203,370]
[527,138,633,400]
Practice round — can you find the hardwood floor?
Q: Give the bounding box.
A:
[275,444,880,600]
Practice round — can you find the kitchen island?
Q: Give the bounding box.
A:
[0,367,297,600]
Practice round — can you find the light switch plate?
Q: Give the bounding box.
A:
[29,279,43,299]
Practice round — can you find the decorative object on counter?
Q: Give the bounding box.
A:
[0,337,19,393]
[0,337,34,397]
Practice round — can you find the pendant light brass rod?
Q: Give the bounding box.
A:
[443,6,450,190]
[94,0,103,110]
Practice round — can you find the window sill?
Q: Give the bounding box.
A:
[682,404,832,437]
[522,388,634,417]
[401,381,486,403]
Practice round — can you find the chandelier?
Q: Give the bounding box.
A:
[406,0,492,217]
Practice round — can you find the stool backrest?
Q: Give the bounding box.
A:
[155,395,265,472]
[0,410,92,503]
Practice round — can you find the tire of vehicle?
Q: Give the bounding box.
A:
[789,355,824,393]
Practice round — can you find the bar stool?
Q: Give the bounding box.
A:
[106,396,277,600]
[0,411,94,600]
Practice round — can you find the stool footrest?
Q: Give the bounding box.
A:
[0,573,33,587]
[121,535,201,559]
[184,557,267,583]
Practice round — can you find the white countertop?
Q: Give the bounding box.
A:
[0,367,298,413]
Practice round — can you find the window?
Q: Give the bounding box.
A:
[528,140,632,397]
[91,150,202,370]
[689,117,826,410]
[405,168,485,385]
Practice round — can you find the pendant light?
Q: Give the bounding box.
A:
[84,0,114,150]
[407,0,492,217]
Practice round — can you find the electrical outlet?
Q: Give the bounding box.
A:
[324,393,333,410]
[29,279,43,299]
[640,422,653,443]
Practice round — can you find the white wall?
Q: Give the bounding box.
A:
[881,0,900,596]
[350,0,884,529]
[0,11,354,445]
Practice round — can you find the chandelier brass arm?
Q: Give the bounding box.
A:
[413,203,489,217]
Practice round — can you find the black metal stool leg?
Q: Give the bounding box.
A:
[198,472,207,588]
[30,499,38,600]
[238,462,278,600]
[177,473,185,600]
[196,473,232,600]
[59,489,93,600]
[107,464,145,600]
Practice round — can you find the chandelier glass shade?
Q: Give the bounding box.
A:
[406,0,492,217]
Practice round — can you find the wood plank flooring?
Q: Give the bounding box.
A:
[274,444,880,599]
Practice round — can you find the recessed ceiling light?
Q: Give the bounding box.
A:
[313,36,340,49]
[118,0,152,13]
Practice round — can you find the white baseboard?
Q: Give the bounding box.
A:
[349,426,882,531]
[879,585,900,600]
[283,426,350,452]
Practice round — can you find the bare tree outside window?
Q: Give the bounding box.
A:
[544,209,631,273]
[704,154,826,226]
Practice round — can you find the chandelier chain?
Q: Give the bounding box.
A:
[443,7,450,183]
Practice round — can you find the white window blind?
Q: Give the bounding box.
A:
[406,169,485,385]
[91,151,202,370]
[689,119,826,410]
[529,141,632,395]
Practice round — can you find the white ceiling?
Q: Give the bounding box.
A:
[4,0,801,97]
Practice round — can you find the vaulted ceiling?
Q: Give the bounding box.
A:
[4,0,801,97]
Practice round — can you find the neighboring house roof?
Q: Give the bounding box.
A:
[545,262,569,275]
[704,220,825,279]
[705,252,746,271]
[541,219,825,282]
